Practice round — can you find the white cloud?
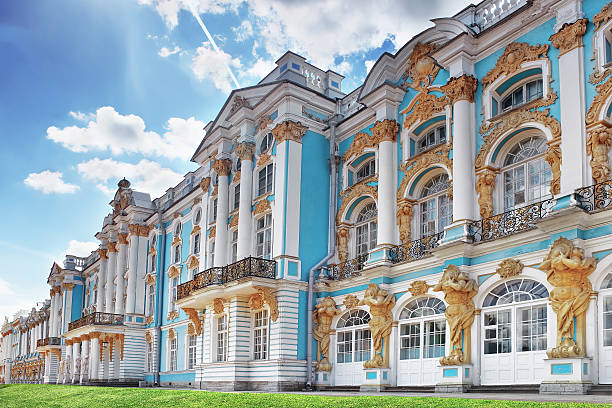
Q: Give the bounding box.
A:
[24,170,80,194]
[158,45,181,57]
[77,158,184,198]
[232,20,253,42]
[0,277,14,297]
[241,58,275,81]
[191,42,242,93]
[365,59,376,74]
[138,0,242,30]
[65,240,99,257]
[47,106,205,161]
[69,111,95,122]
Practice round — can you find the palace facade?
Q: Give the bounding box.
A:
[4,0,612,395]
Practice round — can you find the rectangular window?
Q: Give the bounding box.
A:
[518,305,547,352]
[424,320,446,358]
[253,310,269,360]
[151,254,156,272]
[193,233,200,254]
[211,198,218,221]
[484,310,512,354]
[147,285,155,316]
[187,335,197,369]
[256,214,272,259]
[231,230,238,263]
[217,315,228,362]
[605,296,612,347]
[606,37,612,64]
[147,342,154,372]
[233,184,240,211]
[337,331,352,363]
[354,329,371,362]
[169,277,178,312]
[209,240,215,268]
[399,323,420,360]
[169,338,177,371]
[173,245,181,264]
[258,164,273,196]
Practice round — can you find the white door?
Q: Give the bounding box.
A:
[481,279,549,385]
[397,319,445,386]
[599,291,612,384]
[333,309,372,386]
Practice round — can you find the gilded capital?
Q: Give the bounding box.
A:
[442,74,478,103]
[199,177,211,193]
[272,120,308,144]
[234,142,255,161]
[549,18,588,57]
[371,119,399,144]
[128,224,151,237]
[117,233,129,245]
[212,159,232,176]
[107,242,118,253]
[97,248,108,260]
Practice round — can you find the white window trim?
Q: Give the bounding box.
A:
[185,332,197,370]
[482,59,550,123]
[167,335,178,372]
[412,122,448,156]
[411,171,452,239]
[214,314,229,362]
[251,308,270,361]
[256,163,275,197]
[593,19,612,74]
[342,148,378,190]
[401,108,451,163]
[254,213,273,259]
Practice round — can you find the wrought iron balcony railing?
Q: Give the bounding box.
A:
[389,233,442,265]
[324,254,369,281]
[470,198,555,243]
[575,180,612,213]
[177,257,276,300]
[36,337,60,347]
[68,312,124,331]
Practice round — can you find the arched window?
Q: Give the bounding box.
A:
[419,174,452,237]
[399,297,446,319]
[502,136,551,211]
[260,132,273,153]
[482,279,548,356]
[355,159,375,182]
[398,297,446,361]
[355,203,377,256]
[500,79,543,113]
[417,125,446,154]
[336,310,371,364]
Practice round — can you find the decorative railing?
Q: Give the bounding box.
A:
[470,198,555,243]
[474,0,528,31]
[36,337,60,347]
[177,257,276,300]
[389,233,442,265]
[68,312,124,331]
[575,180,612,213]
[324,254,368,281]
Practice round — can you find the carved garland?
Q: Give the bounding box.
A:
[482,42,550,88]
[186,255,199,270]
[272,120,308,144]
[396,152,453,201]
[253,197,272,215]
[343,294,360,310]
[167,265,180,279]
[213,298,225,315]
[586,75,612,126]
[402,92,450,131]
[407,280,432,297]
[594,2,612,30]
[208,225,216,239]
[343,120,399,162]
[336,183,378,224]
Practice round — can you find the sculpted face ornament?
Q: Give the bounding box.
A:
[496,259,524,279]
[313,297,340,372]
[359,283,395,368]
[433,265,478,366]
[538,237,596,358]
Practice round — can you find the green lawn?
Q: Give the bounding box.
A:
[0,384,608,408]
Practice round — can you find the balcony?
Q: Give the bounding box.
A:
[67,312,124,332]
[389,233,442,264]
[177,257,276,301]
[36,337,60,348]
[576,180,612,213]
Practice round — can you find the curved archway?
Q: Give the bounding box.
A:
[333,309,372,386]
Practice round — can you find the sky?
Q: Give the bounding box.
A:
[0,0,472,322]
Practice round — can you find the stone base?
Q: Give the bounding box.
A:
[540,357,592,394]
[199,380,305,392]
[360,368,390,392]
[435,364,472,393]
[314,371,331,386]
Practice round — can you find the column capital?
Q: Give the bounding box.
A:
[549,18,588,57]
[117,233,129,245]
[234,142,255,161]
[128,224,151,237]
[212,158,232,176]
[441,74,478,103]
[371,119,399,144]
[107,242,118,253]
[272,120,307,144]
[199,176,211,192]
[97,248,108,260]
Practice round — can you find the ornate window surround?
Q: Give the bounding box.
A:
[591,7,612,84]
[343,198,378,261]
[343,152,378,190]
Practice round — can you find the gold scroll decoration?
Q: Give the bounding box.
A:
[433,265,478,365]
[181,308,202,336]
[248,287,279,321]
[272,120,308,144]
[538,237,597,358]
[408,280,432,297]
[359,283,395,368]
[549,19,588,57]
[313,297,340,372]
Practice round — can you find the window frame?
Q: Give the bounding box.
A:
[353,202,377,257]
[253,309,270,360]
[187,334,197,369]
[255,214,272,259]
[416,124,447,154]
[216,314,228,362]
[168,336,178,371]
[257,164,274,197]
[417,173,452,238]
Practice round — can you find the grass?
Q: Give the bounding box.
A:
[0,384,609,408]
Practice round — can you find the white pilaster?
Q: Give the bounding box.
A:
[213,159,231,267]
[125,231,139,315]
[105,244,118,314]
[90,337,100,380]
[452,98,476,221]
[237,144,254,260]
[376,138,396,245]
[96,251,107,312]
[114,235,128,315]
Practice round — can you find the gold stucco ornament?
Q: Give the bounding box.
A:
[313,297,340,372]
[433,265,478,365]
[496,258,524,279]
[475,169,497,219]
[587,125,612,184]
[359,283,395,368]
[538,237,596,358]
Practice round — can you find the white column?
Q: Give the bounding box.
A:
[63,285,73,335]
[102,342,109,380]
[105,243,118,314]
[97,249,108,312]
[80,338,89,383]
[550,18,589,193]
[236,143,255,259]
[114,234,128,315]
[53,292,61,337]
[125,228,140,315]
[72,341,80,383]
[213,159,231,267]
[446,75,478,221]
[134,232,149,316]
[372,120,398,246]
[64,342,72,384]
[90,337,99,380]
[48,290,56,337]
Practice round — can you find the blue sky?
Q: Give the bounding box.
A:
[0,0,471,320]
